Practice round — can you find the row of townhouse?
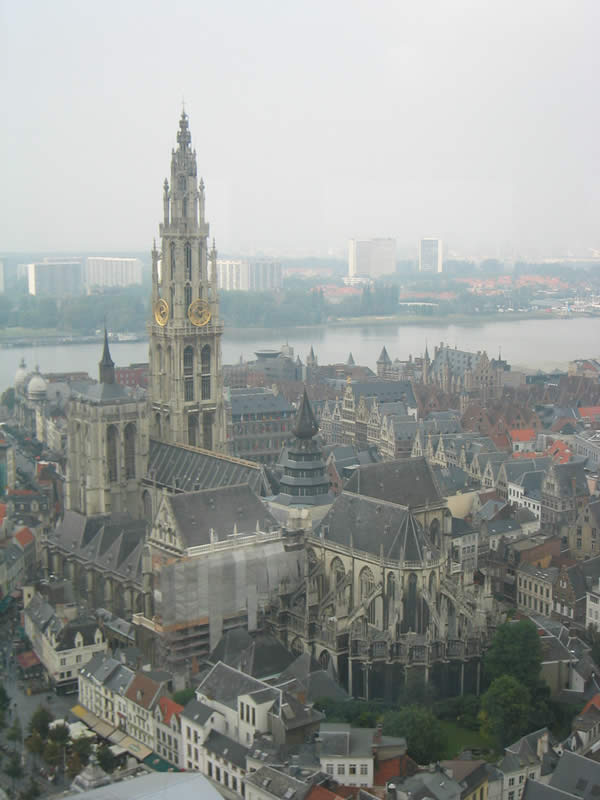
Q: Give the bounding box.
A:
[517,554,600,624]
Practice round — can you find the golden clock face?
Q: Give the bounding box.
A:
[154,298,169,326]
[188,298,211,327]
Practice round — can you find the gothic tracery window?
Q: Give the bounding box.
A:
[125,423,136,479]
[201,345,211,400]
[170,242,176,280]
[185,242,192,280]
[107,425,118,483]
[188,414,198,447]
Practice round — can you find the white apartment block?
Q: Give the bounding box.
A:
[419,239,443,273]
[86,257,143,289]
[27,259,84,297]
[217,259,282,292]
[24,592,107,692]
[348,238,396,280]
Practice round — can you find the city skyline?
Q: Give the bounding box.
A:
[1,1,599,258]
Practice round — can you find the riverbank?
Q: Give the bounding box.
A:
[0,310,595,349]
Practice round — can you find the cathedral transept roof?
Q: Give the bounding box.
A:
[344,456,443,508]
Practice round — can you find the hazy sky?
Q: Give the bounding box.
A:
[1,0,599,258]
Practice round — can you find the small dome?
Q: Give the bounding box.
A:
[15,358,28,389]
[27,368,47,400]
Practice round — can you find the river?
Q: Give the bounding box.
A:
[1,316,599,392]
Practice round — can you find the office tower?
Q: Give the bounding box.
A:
[419,239,443,273]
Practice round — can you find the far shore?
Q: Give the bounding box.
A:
[0,310,594,348]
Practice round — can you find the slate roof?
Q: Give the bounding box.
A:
[550,750,600,799]
[245,765,311,800]
[181,699,215,726]
[24,593,100,651]
[230,388,293,418]
[548,461,590,498]
[522,783,579,800]
[344,456,443,507]
[203,730,249,770]
[294,388,320,440]
[71,381,134,404]
[48,511,146,585]
[317,492,437,562]
[146,438,272,495]
[432,465,478,495]
[278,653,349,703]
[207,627,295,679]
[500,728,558,776]
[168,483,278,548]
[197,662,271,710]
[319,723,406,758]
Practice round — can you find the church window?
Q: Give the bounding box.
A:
[198,244,203,279]
[184,379,194,401]
[125,423,136,479]
[178,175,185,191]
[170,286,175,313]
[107,425,118,482]
[359,567,375,601]
[183,346,194,375]
[203,413,213,450]
[201,345,211,400]
[185,243,192,280]
[183,197,188,218]
[185,284,192,308]
[155,413,161,439]
[170,242,176,280]
[157,345,163,372]
[331,557,345,588]
[188,415,198,447]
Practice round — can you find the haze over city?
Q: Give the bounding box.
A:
[2,0,599,258]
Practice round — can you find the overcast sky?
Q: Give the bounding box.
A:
[1,0,599,258]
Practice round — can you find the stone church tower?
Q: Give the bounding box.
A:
[148,111,226,450]
[65,331,149,518]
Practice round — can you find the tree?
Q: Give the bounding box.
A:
[7,717,22,751]
[96,742,116,774]
[383,705,447,764]
[480,675,531,750]
[48,722,70,748]
[43,740,61,767]
[25,731,44,763]
[483,619,542,690]
[5,751,24,793]
[20,777,40,800]
[71,735,92,765]
[28,707,53,739]
[0,683,10,711]
[172,688,195,706]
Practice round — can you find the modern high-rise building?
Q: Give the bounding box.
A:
[27,259,84,297]
[86,257,143,290]
[148,111,226,451]
[348,238,396,280]
[419,238,443,273]
[216,259,282,291]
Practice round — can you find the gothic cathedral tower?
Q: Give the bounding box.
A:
[148,112,226,451]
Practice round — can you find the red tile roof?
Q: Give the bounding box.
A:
[14,527,34,548]
[579,407,600,420]
[158,697,184,725]
[374,754,419,786]
[306,787,345,800]
[125,673,162,710]
[510,428,536,442]
[582,694,600,714]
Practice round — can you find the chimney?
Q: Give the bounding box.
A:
[373,722,383,748]
[537,731,549,758]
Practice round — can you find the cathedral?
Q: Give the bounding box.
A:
[64,111,228,521]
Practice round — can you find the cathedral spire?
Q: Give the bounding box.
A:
[99,328,115,385]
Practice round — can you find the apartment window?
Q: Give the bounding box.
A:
[337,765,345,776]
[187,744,191,757]
[60,658,66,666]
[208,762,213,778]
[529,773,535,780]
[76,655,82,663]
[509,779,515,787]
[216,767,221,782]
[251,707,256,726]
[240,702,244,718]
[224,773,230,787]
[519,776,524,784]
[232,777,238,792]
[360,764,368,775]
[349,764,357,775]
[509,793,515,800]
[326,764,334,775]
[194,747,198,761]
